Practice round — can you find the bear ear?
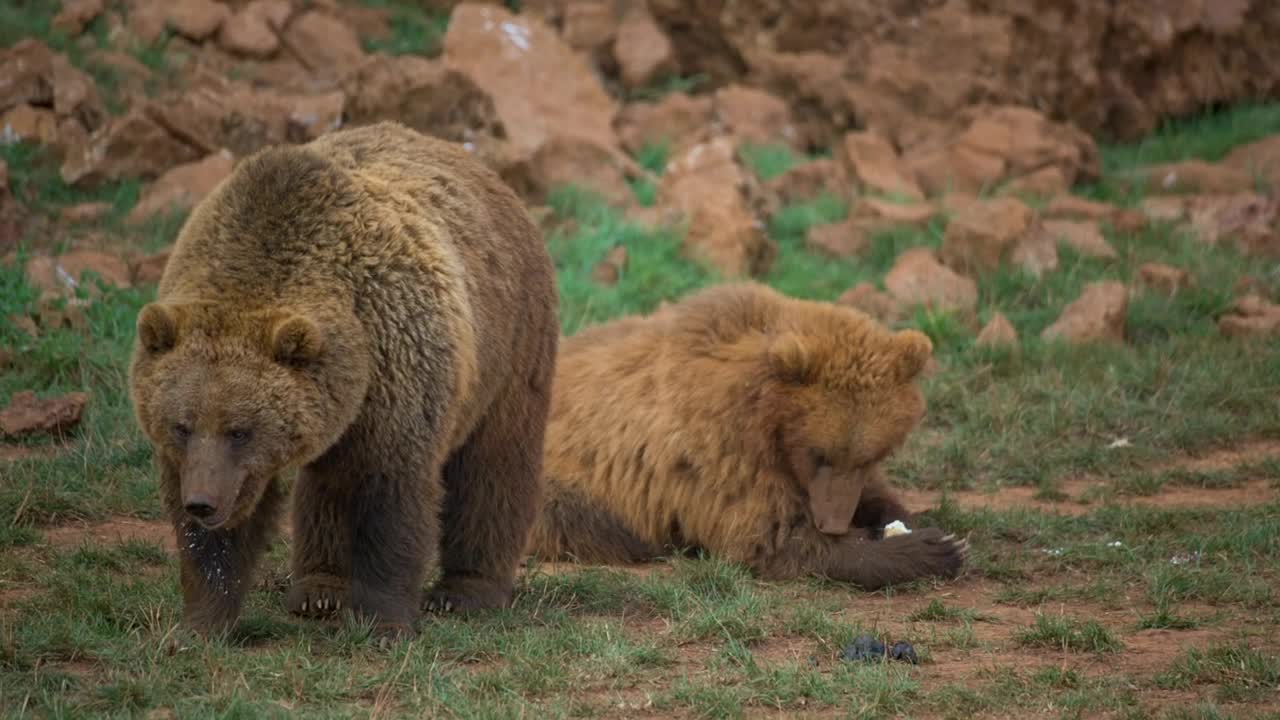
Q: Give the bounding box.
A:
[270,314,325,367]
[890,329,933,383]
[137,303,181,355]
[766,332,814,383]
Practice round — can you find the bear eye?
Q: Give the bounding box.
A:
[228,428,252,445]
[172,423,192,441]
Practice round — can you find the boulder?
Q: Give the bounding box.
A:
[166,0,232,41]
[127,150,235,224]
[1041,281,1128,344]
[0,391,89,438]
[1041,219,1117,260]
[940,197,1058,276]
[615,92,712,154]
[975,312,1018,349]
[613,4,676,89]
[1136,262,1193,295]
[713,85,797,149]
[1218,294,1280,339]
[883,248,978,317]
[842,131,923,200]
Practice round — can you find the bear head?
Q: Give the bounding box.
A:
[129,302,370,530]
[762,317,932,537]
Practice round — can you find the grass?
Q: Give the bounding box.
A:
[3,81,1280,716]
[358,0,452,57]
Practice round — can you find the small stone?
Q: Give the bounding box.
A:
[0,390,89,438]
[884,248,978,317]
[1041,281,1129,345]
[888,641,919,664]
[841,635,886,663]
[837,282,901,325]
[1136,263,1192,295]
[975,312,1018,349]
[843,131,923,201]
[806,219,871,259]
[1041,219,1117,260]
[60,202,112,224]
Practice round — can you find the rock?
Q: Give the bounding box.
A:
[131,249,171,285]
[762,159,847,209]
[1218,294,1280,339]
[713,85,797,149]
[562,1,617,52]
[444,4,631,200]
[613,4,676,90]
[282,11,367,78]
[657,136,774,277]
[343,55,501,154]
[940,197,1057,276]
[884,248,978,317]
[52,0,105,36]
[1136,263,1192,295]
[124,0,168,45]
[1,105,60,146]
[805,219,871,259]
[0,40,105,134]
[1001,166,1070,198]
[851,197,936,229]
[1135,160,1255,195]
[841,635,886,663]
[1141,196,1191,223]
[60,202,113,223]
[25,251,132,294]
[1041,219,1117,260]
[1045,195,1145,233]
[888,641,919,665]
[953,106,1099,187]
[1185,193,1277,249]
[615,92,712,154]
[591,246,628,286]
[60,107,199,185]
[0,391,89,438]
[219,2,283,58]
[976,312,1018,349]
[842,131,923,201]
[284,90,345,141]
[36,292,90,332]
[510,135,636,207]
[127,150,235,224]
[1042,281,1128,344]
[1223,135,1280,192]
[837,282,901,324]
[166,0,232,41]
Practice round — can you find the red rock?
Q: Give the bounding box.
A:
[836,282,901,325]
[52,0,104,36]
[713,85,797,149]
[883,248,978,317]
[1223,135,1280,192]
[1,40,60,110]
[1001,166,1070,198]
[60,107,199,185]
[1137,160,1255,195]
[60,202,113,223]
[657,136,774,277]
[1218,294,1280,339]
[219,2,282,58]
[166,0,231,41]
[444,4,630,199]
[511,135,635,207]
[0,391,89,438]
[1185,193,1276,247]
[842,131,923,201]
[127,150,234,224]
[852,197,936,228]
[562,1,616,52]
[1041,219,1117,260]
[591,246,628,285]
[342,55,501,154]
[1042,281,1128,344]
[763,158,847,209]
[282,11,367,77]
[1140,196,1189,223]
[613,4,676,90]
[1136,263,1192,294]
[940,197,1057,276]
[1,105,60,146]
[1045,195,1122,222]
[615,92,712,154]
[25,251,131,293]
[975,312,1018,348]
[285,90,345,140]
[131,249,171,285]
[805,219,871,259]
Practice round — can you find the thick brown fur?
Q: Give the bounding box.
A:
[527,282,965,589]
[128,121,558,639]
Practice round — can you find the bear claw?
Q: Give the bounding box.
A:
[286,575,348,619]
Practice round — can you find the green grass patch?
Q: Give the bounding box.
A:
[1015,614,1123,654]
[358,0,451,57]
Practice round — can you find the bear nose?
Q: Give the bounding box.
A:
[184,495,218,519]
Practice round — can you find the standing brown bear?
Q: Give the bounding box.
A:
[527,282,966,589]
[128,121,558,640]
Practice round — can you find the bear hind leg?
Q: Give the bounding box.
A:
[427,380,548,614]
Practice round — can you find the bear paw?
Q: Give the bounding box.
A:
[423,579,513,615]
[885,526,969,579]
[286,574,348,618]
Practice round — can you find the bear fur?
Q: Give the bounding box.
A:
[527,282,965,589]
[128,121,558,638]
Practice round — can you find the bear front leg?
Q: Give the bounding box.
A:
[851,467,913,534]
[175,478,283,638]
[426,378,548,614]
[285,463,354,620]
[757,525,967,590]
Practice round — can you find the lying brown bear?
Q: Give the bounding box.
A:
[527,282,966,588]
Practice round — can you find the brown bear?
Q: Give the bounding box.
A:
[527,282,965,589]
[128,121,558,639]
